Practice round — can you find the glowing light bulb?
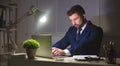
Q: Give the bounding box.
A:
[39,16,47,23]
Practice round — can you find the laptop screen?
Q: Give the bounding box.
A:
[31,34,53,58]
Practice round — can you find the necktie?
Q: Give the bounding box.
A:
[76,28,81,41]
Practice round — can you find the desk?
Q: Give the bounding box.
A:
[8,53,120,66]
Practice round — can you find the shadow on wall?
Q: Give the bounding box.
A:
[99,0,120,58]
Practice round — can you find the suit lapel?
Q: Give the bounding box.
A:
[77,21,92,41]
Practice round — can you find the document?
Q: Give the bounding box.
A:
[73,55,99,61]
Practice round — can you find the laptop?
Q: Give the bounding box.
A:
[31,34,53,58]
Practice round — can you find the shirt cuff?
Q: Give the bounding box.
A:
[63,49,71,56]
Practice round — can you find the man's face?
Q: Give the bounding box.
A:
[69,13,84,28]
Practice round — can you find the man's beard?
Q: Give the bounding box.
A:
[74,24,80,29]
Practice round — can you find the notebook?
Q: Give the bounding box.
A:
[31,34,53,58]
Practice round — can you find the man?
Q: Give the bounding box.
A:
[52,5,103,56]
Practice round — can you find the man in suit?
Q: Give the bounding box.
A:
[52,5,103,56]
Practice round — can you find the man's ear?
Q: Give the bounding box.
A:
[83,14,86,19]
[82,14,87,22]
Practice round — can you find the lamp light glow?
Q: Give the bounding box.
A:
[39,16,47,23]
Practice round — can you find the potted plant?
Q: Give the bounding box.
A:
[22,39,40,59]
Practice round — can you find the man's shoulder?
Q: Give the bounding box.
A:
[87,21,102,30]
[86,21,103,33]
[92,24,103,31]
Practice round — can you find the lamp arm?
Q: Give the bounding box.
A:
[7,11,32,29]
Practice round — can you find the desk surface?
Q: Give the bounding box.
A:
[8,53,120,66]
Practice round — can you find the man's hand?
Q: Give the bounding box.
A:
[52,47,65,56]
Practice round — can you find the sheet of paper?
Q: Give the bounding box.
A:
[73,55,98,60]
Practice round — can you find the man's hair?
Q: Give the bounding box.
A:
[67,5,85,16]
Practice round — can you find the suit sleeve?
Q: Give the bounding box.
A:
[52,27,71,49]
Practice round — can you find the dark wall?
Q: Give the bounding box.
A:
[99,0,120,58]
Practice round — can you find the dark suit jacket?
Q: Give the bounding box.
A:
[52,21,103,56]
